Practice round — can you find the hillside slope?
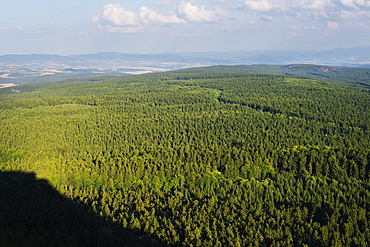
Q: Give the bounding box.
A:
[170,64,370,86]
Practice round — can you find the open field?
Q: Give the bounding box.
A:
[0,83,17,88]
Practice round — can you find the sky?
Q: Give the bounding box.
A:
[0,0,369,55]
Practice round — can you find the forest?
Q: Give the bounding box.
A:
[0,66,369,246]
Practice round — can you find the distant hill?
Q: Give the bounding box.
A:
[1,47,370,86]
[171,46,370,67]
[169,64,370,87]
[1,46,370,66]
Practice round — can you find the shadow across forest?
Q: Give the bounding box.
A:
[0,171,169,247]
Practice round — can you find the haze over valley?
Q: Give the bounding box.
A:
[1,46,370,86]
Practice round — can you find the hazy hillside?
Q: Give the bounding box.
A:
[2,46,370,66]
[171,64,370,87]
[1,46,370,86]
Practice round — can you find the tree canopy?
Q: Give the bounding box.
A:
[0,66,369,246]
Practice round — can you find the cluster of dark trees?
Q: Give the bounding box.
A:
[0,69,369,246]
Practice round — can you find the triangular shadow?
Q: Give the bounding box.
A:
[0,171,170,247]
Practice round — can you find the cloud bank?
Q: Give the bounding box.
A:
[139,6,185,25]
[178,1,229,23]
[243,0,370,18]
[92,1,230,33]
[92,0,370,33]
[241,0,370,32]
[92,3,185,33]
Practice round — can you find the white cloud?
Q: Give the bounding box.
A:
[93,3,186,33]
[242,0,370,23]
[243,0,370,13]
[341,0,357,8]
[92,4,140,26]
[243,0,333,12]
[339,9,370,20]
[156,0,174,7]
[139,6,185,25]
[290,25,317,30]
[327,21,339,29]
[303,0,332,10]
[91,0,370,36]
[243,0,273,11]
[339,10,358,19]
[340,0,370,8]
[178,1,229,23]
[104,25,144,33]
[259,14,274,20]
[0,26,8,30]
[314,10,329,18]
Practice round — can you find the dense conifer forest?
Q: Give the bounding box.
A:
[0,66,369,246]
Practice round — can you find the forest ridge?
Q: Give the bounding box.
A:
[0,66,369,246]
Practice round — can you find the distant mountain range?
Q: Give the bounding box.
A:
[1,46,370,86]
[1,46,370,67]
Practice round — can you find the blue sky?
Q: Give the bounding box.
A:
[0,0,369,55]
